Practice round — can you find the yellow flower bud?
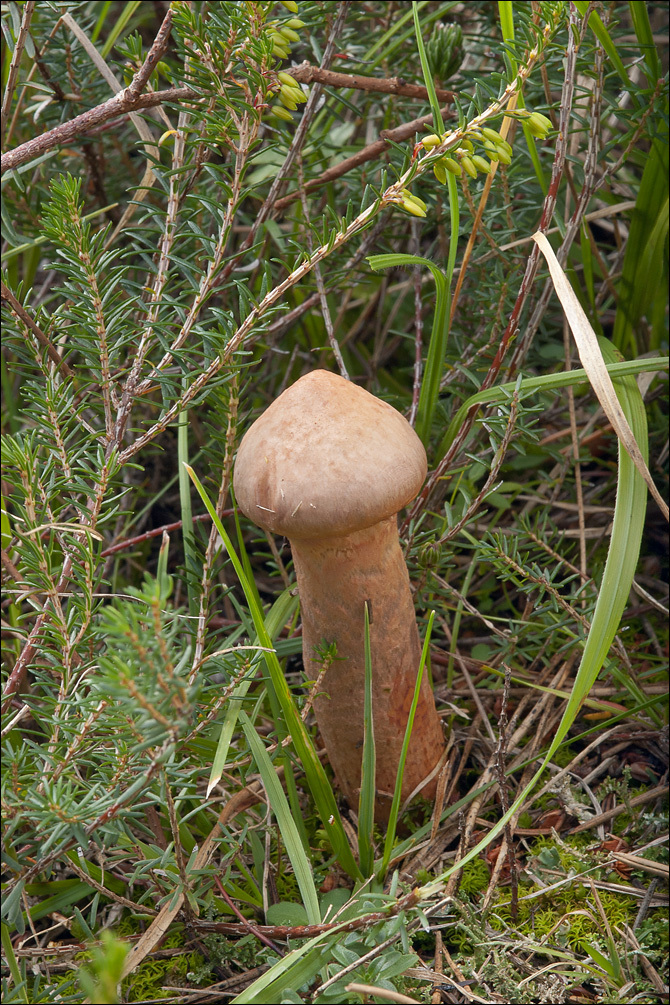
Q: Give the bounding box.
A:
[402,190,427,211]
[401,197,427,218]
[527,111,552,138]
[460,138,474,153]
[278,71,297,86]
[278,25,300,43]
[286,18,306,28]
[444,157,462,176]
[288,85,307,103]
[280,0,299,10]
[278,86,298,110]
[271,104,294,121]
[460,155,478,178]
[422,133,442,148]
[481,127,501,144]
[433,161,447,184]
[472,155,491,174]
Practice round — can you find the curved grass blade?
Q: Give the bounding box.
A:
[358,602,376,877]
[378,611,435,880]
[437,356,667,461]
[368,253,449,445]
[422,337,653,893]
[240,712,320,925]
[206,588,297,797]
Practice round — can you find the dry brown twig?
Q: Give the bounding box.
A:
[1,12,182,173]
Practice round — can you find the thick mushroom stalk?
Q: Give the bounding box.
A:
[233,370,445,822]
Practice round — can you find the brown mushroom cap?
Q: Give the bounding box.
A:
[233,370,427,539]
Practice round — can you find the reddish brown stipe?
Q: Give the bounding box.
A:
[234,370,445,822]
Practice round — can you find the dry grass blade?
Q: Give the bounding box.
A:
[611,852,670,879]
[532,231,668,519]
[119,783,264,979]
[344,983,420,1004]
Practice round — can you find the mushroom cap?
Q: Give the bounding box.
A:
[233,369,427,539]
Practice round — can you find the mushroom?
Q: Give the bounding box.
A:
[233,370,445,821]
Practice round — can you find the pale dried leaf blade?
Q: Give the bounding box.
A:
[532,231,668,520]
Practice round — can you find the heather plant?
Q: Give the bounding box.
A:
[1,2,667,1002]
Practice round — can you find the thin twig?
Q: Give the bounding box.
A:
[1,281,72,375]
[273,106,453,212]
[288,61,454,102]
[1,83,192,174]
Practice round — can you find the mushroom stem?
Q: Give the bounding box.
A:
[232,369,446,825]
[292,516,444,821]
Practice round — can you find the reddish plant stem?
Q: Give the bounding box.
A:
[288,61,454,103]
[100,512,233,557]
[272,106,453,212]
[214,878,284,956]
[0,1,36,147]
[1,281,72,375]
[196,886,422,941]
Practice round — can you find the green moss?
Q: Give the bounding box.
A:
[459,856,491,898]
[551,746,576,768]
[121,931,208,1002]
[491,879,637,950]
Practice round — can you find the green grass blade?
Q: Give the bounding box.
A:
[410,5,461,443]
[412,1,444,132]
[498,2,547,192]
[186,465,361,880]
[228,513,309,849]
[627,0,662,84]
[378,611,435,879]
[1,922,28,1002]
[240,712,320,925]
[497,1,517,73]
[206,589,297,797]
[232,928,343,1004]
[358,603,376,878]
[99,1,142,57]
[437,356,668,460]
[548,337,647,725]
[422,339,653,894]
[612,131,669,355]
[177,389,198,621]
